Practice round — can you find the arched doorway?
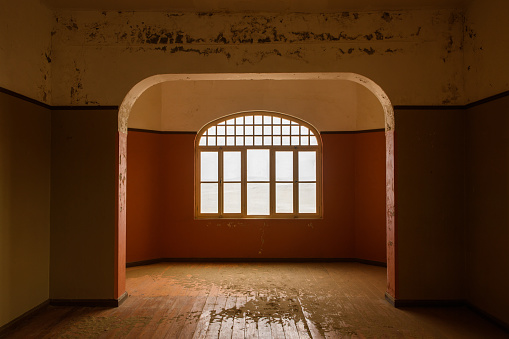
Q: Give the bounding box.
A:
[115,72,396,302]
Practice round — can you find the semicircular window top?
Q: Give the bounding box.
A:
[196,111,322,219]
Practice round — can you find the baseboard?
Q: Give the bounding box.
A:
[50,291,128,307]
[127,257,387,267]
[0,299,50,336]
[466,302,509,332]
[384,293,464,308]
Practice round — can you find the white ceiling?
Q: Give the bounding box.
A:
[42,0,468,12]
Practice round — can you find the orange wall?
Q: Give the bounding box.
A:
[126,131,385,262]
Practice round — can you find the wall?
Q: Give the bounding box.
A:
[0,92,51,327]
[394,108,465,300]
[126,130,386,262]
[0,1,52,104]
[465,95,509,325]
[464,0,509,103]
[50,109,118,299]
[51,9,464,106]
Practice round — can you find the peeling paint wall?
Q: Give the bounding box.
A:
[0,0,53,103]
[51,9,465,106]
[464,0,509,102]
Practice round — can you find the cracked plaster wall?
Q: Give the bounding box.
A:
[0,0,53,104]
[464,0,509,102]
[51,9,465,106]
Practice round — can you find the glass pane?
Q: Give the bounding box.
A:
[255,136,263,145]
[254,115,263,124]
[245,116,253,124]
[299,151,316,181]
[227,137,235,146]
[199,137,206,146]
[208,136,216,146]
[301,126,309,135]
[224,152,241,181]
[227,126,235,135]
[201,183,218,213]
[282,126,290,135]
[236,136,244,146]
[273,117,281,124]
[263,136,272,145]
[236,117,244,124]
[217,126,226,135]
[217,136,226,146]
[245,126,253,135]
[301,136,309,146]
[236,126,244,135]
[276,183,293,213]
[245,136,253,146]
[201,152,218,181]
[282,136,291,145]
[255,126,263,135]
[208,126,216,135]
[299,183,316,213]
[247,149,269,181]
[218,121,225,125]
[276,151,293,181]
[227,119,235,125]
[273,126,281,135]
[291,121,298,125]
[291,136,300,145]
[224,183,241,213]
[247,183,270,215]
[310,136,318,145]
[282,119,290,125]
[273,136,281,146]
[264,116,272,124]
[264,126,272,135]
[291,125,300,135]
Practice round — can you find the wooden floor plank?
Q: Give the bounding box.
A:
[205,293,228,338]
[219,294,237,339]
[232,295,247,339]
[192,285,220,339]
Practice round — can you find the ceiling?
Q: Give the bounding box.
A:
[42,0,468,13]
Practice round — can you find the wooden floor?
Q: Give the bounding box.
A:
[2,262,508,338]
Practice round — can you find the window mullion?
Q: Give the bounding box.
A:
[241,148,247,217]
[270,149,275,216]
[293,148,299,217]
[218,149,224,217]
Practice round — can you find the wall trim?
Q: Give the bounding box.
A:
[126,257,387,267]
[2,86,508,114]
[466,302,509,332]
[0,299,50,336]
[128,128,197,134]
[50,291,128,307]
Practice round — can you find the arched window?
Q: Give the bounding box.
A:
[195,111,322,218]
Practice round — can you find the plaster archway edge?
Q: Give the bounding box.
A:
[115,72,397,303]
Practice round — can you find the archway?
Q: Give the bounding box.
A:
[115,72,396,302]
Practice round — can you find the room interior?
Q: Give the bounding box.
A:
[0,0,508,336]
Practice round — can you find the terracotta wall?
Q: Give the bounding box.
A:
[0,92,51,327]
[126,130,386,262]
[465,95,509,325]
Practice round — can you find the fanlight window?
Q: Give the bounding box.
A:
[195,111,322,218]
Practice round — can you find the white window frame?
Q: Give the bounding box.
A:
[195,111,322,219]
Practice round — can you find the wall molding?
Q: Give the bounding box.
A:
[2,86,508,114]
[49,291,128,307]
[126,257,387,268]
[0,300,50,336]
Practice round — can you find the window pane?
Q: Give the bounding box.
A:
[224,152,241,181]
[217,136,225,146]
[227,126,235,135]
[299,183,316,213]
[227,137,235,146]
[276,183,293,213]
[263,136,272,145]
[208,126,216,135]
[247,149,269,181]
[301,136,309,146]
[273,136,281,146]
[301,126,309,135]
[199,137,206,146]
[236,126,244,135]
[276,151,293,181]
[273,126,281,135]
[245,136,253,146]
[245,116,253,124]
[201,183,218,213]
[224,183,241,213]
[299,151,316,181]
[264,116,272,124]
[217,126,226,135]
[273,117,281,124]
[282,119,290,125]
[236,116,244,125]
[282,136,291,145]
[254,115,263,124]
[255,126,263,135]
[245,126,253,135]
[291,136,300,145]
[282,126,290,135]
[264,126,272,135]
[227,119,235,125]
[247,183,270,215]
[236,136,244,146]
[291,125,300,135]
[208,136,216,146]
[310,136,318,145]
[255,136,263,145]
[201,152,218,181]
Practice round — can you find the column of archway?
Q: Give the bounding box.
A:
[114,72,397,302]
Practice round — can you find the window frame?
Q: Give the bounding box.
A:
[195,111,322,219]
